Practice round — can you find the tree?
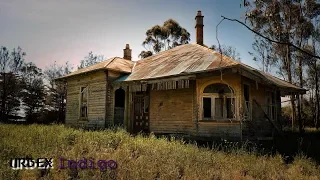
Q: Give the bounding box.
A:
[138,51,153,59]
[78,51,104,69]
[0,46,25,121]
[248,36,276,73]
[245,0,320,132]
[20,62,46,123]
[44,61,73,123]
[210,44,241,61]
[139,19,190,59]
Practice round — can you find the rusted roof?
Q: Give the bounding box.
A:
[122,43,305,92]
[125,44,239,81]
[58,43,304,92]
[58,57,134,79]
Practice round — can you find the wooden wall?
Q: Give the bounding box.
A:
[65,71,107,128]
[241,76,275,139]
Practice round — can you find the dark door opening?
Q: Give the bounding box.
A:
[114,88,125,126]
[132,91,150,133]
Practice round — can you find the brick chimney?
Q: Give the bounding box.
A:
[195,10,204,45]
[123,44,132,60]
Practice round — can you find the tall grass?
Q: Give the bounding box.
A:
[0,124,319,179]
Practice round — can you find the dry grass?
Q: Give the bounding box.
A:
[0,124,319,180]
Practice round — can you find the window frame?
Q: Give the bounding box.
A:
[265,90,276,121]
[243,83,252,121]
[201,92,235,121]
[79,86,89,120]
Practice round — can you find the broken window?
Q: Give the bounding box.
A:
[214,98,224,119]
[226,97,235,118]
[202,83,235,120]
[243,84,250,120]
[80,86,88,118]
[203,97,212,118]
[266,91,276,121]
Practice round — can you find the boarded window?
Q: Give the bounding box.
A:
[203,97,212,118]
[80,87,88,118]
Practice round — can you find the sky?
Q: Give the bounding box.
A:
[0,0,260,71]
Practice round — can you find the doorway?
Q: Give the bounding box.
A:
[132,92,150,133]
[114,88,125,126]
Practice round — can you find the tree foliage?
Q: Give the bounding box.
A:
[20,62,46,123]
[249,36,276,73]
[245,0,320,131]
[78,51,104,69]
[139,19,191,59]
[210,44,241,61]
[44,61,73,123]
[0,46,26,121]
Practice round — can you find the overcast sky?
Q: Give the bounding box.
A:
[0,0,259,71]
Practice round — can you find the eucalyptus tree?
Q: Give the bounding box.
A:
[210,44,242,61]
[245,0,320,131]
[44,61,73,123]
[78,51,104,69]
[20,62,46,123]
[139,19,190,59]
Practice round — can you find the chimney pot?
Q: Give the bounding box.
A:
[123,44,132,60]
[195,10,204,45]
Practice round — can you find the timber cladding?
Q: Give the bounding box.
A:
[241,76,275,138]
[65,71,107,127]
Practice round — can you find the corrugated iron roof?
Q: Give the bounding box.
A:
[57,57,134,79]
[57,43,304,92]
[125,44,239,81]
[122,43,305,92]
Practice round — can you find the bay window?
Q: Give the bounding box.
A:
[201,83,235,120]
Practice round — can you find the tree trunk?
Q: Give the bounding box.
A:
[1,72,6,121]
[286,44,296,131]
[297,44,303,133]
[315,61,320,129]
[297,94,303,133]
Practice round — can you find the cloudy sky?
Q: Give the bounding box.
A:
[0,0,258,71]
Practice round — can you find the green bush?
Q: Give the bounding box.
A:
[0,124,319,179]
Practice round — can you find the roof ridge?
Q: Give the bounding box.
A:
[192,43,240,65]
[104,57,117,68]
[136,44,191,62]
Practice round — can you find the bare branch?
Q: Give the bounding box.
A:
[221,16,320,60]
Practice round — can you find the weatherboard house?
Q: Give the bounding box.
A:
[57,11,305,140]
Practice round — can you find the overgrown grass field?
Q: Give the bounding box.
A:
[0,124,319,179]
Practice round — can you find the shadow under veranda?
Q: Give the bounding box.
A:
[86,125,320,164]
[151,130,320,165]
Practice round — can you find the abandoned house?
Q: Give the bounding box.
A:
[57,11,306,141]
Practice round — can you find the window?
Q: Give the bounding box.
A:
[266,91,276,121]
[226,98,235,118]
[203,97,212,118]
[201,83,235,120]
[80,87,88,118]
[243,84,251,120]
